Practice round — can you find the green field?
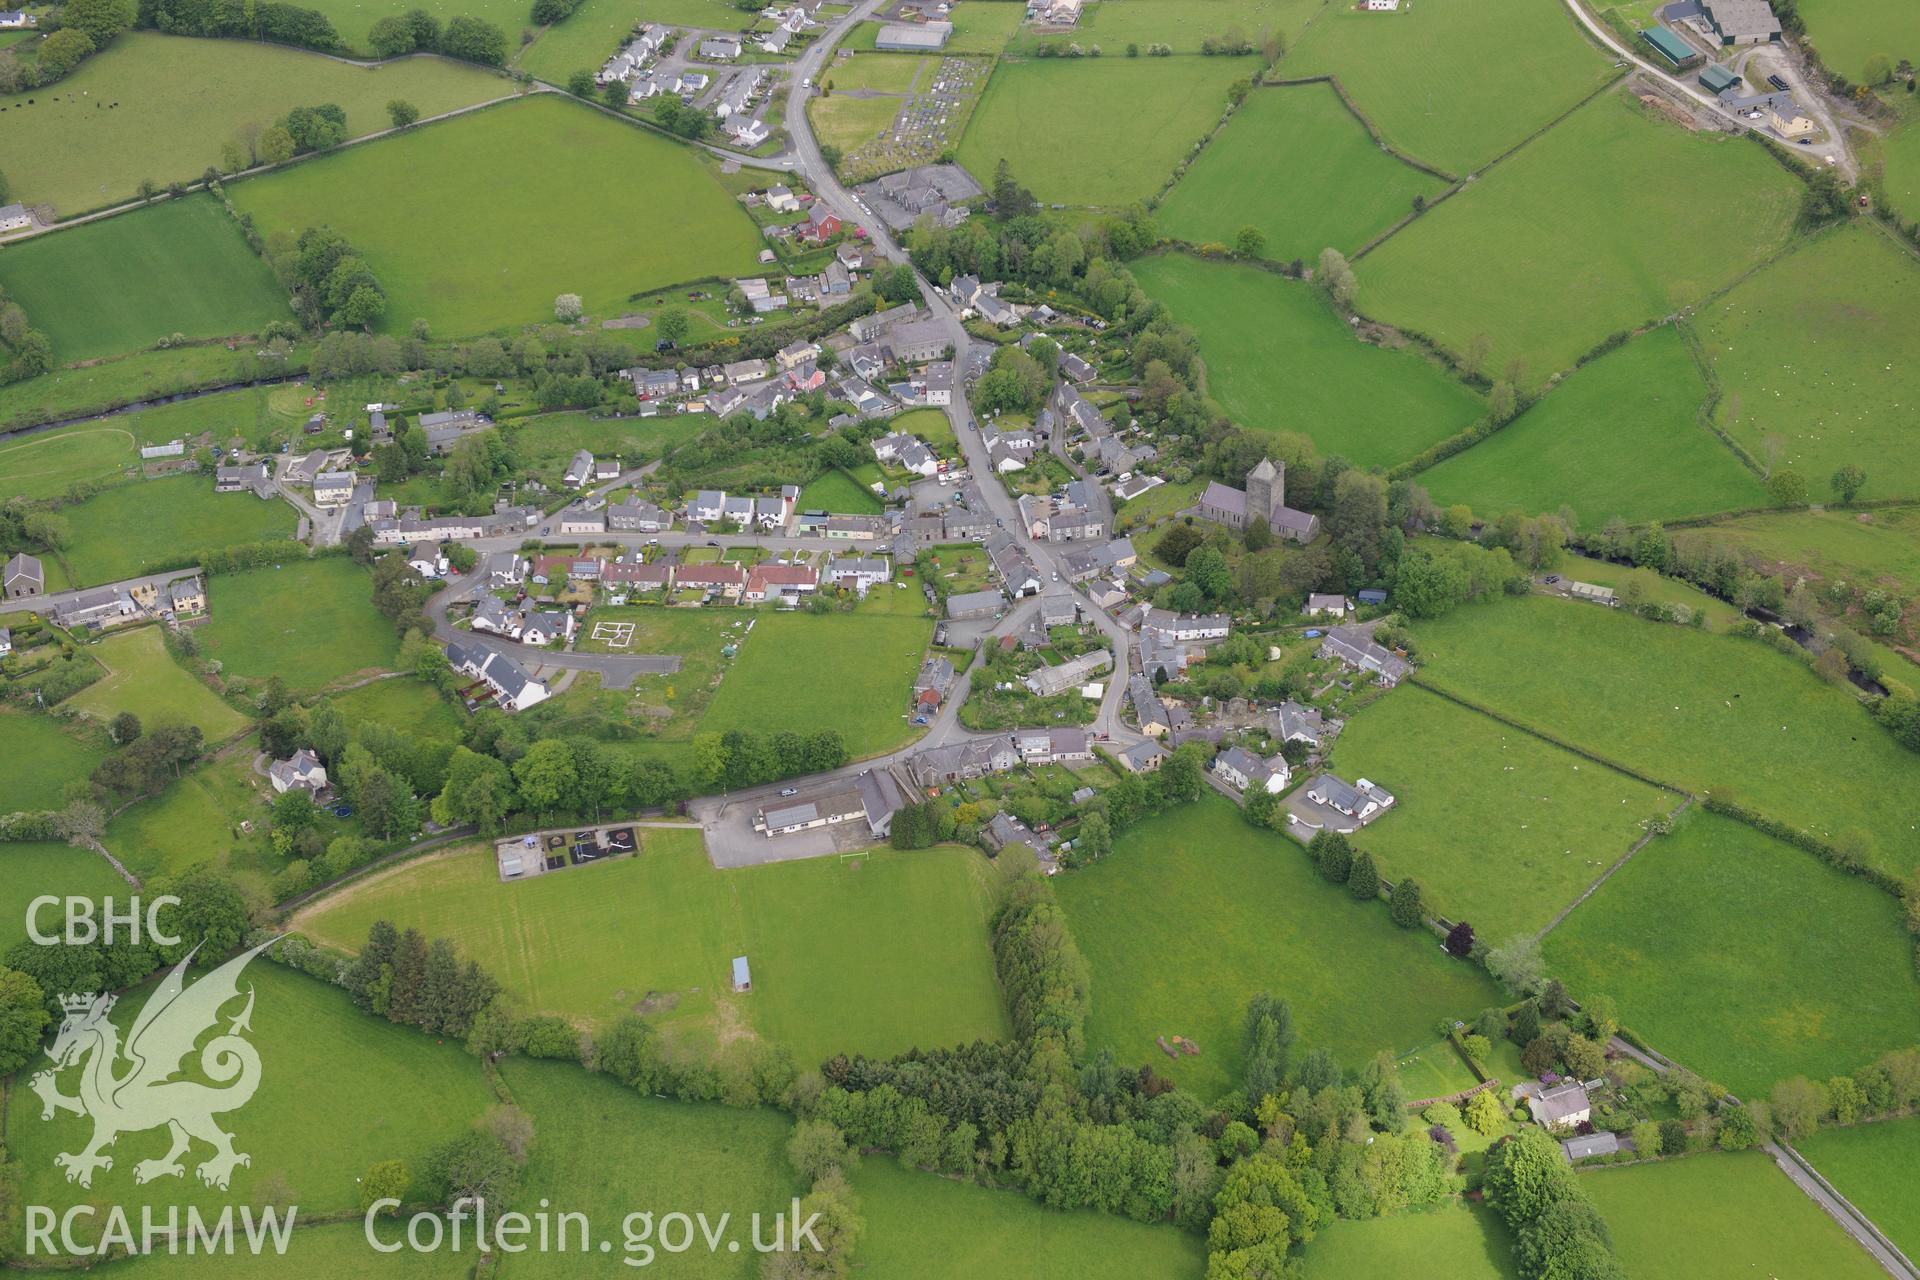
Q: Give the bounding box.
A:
[0,842,130,950]
[103,748,293,883]
[1301,1202,1519,1280]
[56,474,297,587]
[796,468,883,513]
[1798,1116,1920,1263]
[1132,253,1484,468]
[296,832,1009,1067]
[1159,83,1449,260]
[1583,1152,1889,1280]
[63,626,250,742]
[94,1222,474,1278]
[329,674,465,741]
[702,603,932,758]
[1284,0,1616,176]
[1411,589,1920,880]
[0,196,288,364]
[1056,797,1500,1098]
[1700,224,1920,485]
[10,965,495,1224]
[1011,0,1320,54]
[1878,112,1920,220]
[0,710,108,813]
[1419,325,1766,528]
[1795,0,1920,85]
[1708,505,1920,592]
[808,91,907,154]
[497,1058,795,1280]
[199,559,402,692]
[1358,91,1801,387]
[1330,684,1673,939]
[229,95,763,337]
[0,424,140,500]
[1545,811,1920,1097]
[854,1156,1207,1278]
[958,56,1252,207]
[0,34,510,216]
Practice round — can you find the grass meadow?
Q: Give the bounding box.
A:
[328,674,465,741]
[0,710,108,813]
[1797,1116,1920,1263]
[63,626,249,742]
[701,601,932,757]
[56,474,296,587]
[0,423,139,500]
[1583,1152,1890,1280]
[1010,0,1321,54]
[1301,1202,1520,1280]
[1700,224,1920,485]
[958,56,1253,207]
[9,965,495,1227]
[796,467,883,513]
[497,1058,795,1280]
[1876,111,1920,221]
[1419,325,1766,528]
[0,197,288,363]
[809,91,907,155]
[0,35,509,216]
[98,1223,474,1278]
[1158,83,1449,260]
[228,95,763,337]
[854,1156,1207,1278]
[0,842,129,950]
[1132,253,1483,469]
[1283,0,1616,176]
[1056,797,1500,1099]
[1545,811,1920,1096]
[295,832,1009,1067]
[101,746,316,887]
[1707,505,1920,591]
[1794,0,1920,85]
[1411,590,1920,881]
[1358,91,1801,388]
[1329,684,1674,939]
[198,559,400,692]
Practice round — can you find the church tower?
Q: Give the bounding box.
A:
[1245,457,1281,527]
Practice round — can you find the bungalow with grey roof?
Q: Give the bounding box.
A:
[1304,773,1396,825]
[447,641,550,711]
[557,504,606,536]
[608,501,671,532]
[1214,745,1290,795]
[946,587,1004,620]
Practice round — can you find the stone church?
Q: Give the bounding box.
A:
[1197,458,1320,543]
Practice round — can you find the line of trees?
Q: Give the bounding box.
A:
[273,225,390,330]
[0,0,138,92]
[341,920,501,1038]
[1483,1128,1626,1280]
[0,283,53,386]
[367,7,509,64]
[143,0,341,48]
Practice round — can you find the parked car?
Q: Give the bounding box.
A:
[779,787,798,797]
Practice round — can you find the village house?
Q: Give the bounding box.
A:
[407,542,447,579]
[946,587,1005,620]
[910,736,1020,786]
[166,577,206,617]
[744,562,818,603]
[1529,1081,1594,1131]
[213,461,274,498]
[608,501,672,532]
[1304,593,1353,619]
[1142,609,1230,643]
[1270,701,1334,749]
[269,748,329,795]
[1304,774,1396,825]
[1116,739,1167,773]
[1213,745,1290,795]
[675,563,748,601]
[557,504,607,536]
[1318,624,1412,686]
[823,556,892,595]
[1023,648,1111,698]
[913,655,957,711]
[447,640,550,711]
[312,471,355,507]
[1015,727,1093,764]
[1128,674,1172,736]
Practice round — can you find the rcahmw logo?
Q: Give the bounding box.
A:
[25,935,292,1258]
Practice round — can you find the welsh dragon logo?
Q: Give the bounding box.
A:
[29,937,279,1190]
